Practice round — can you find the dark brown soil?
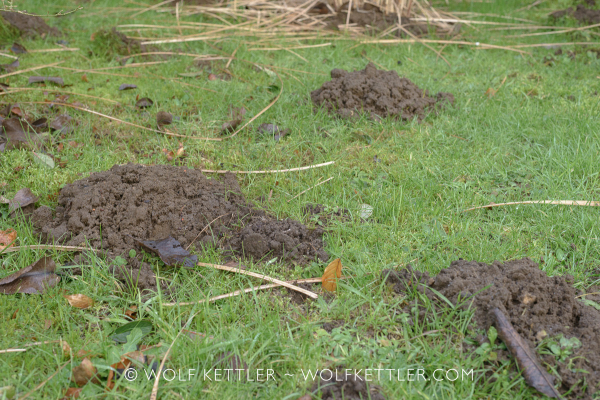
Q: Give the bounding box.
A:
[304,368,386,400]
[0,11,60,38]
[550,4,600,24]
[31,163,328,292]
[311,63,454,121]
[383,258,600,399]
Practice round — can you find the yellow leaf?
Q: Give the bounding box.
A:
[321,258,342,292]
[0,228,17,249]
[64,294,94,309]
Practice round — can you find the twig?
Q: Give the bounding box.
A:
[17,361,69,400]
[200,161,334,174]
[464,200,600,212]
[21,102,221,140]
[288,176,333,202]
[0,340,65,354]
[0,61,64,80]
[164,277,340,306]
[27,48,80,53]
[247,43,331,51]
[1,245,97,254]
[197,262,318,299]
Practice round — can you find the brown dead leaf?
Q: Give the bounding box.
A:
[0,256,60,295]
[61,387,82,399]
[44,319,53,330]
[220,106,246,134]
[0,228,17,249]
[208,73,218,81]
[31,117,48,133]
[135,97,153,108]
[491,308,561,398]
[29,76,65,87]
[161,148,174,161]
[62,340,71,355]
[64,294,94,309]
[156,111,172,127]
[81,75,88,83]
[175,142,184,157]
[11,42,27,54]
[9,105,24,117]
[76,349,91,359]
[0,59,19,72]
[11,308,18,319]
[2,117,44,150]
[50,114,74,135]
[8,187,38,214]
[322,258,342,292]
[485,88,496,98]
[71,358,100,386]
[125,305,138,320]
[134,236,198,268]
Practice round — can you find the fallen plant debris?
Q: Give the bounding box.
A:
[63,294,94,309]
[135,97,153,108]
[118,83,137,91]
[550,4,600,25]
[321,258,342,292]
[0,256,60,294]
[0,228,17,249]
[134,236,198,268]
[10,42,27,54]
[49,114,74,134]
[2,117,46,150]
[33,164,328,292]
[311,63,454,121]
[257,123,288,141]
[156,110,172,127]
[0,59,19,72]
[491,308,561,398]
[383,258,600,398]
[71,358,100,386]
[29,76,65,86]
[220,106,246,134]
[0,11,60,37]
[8,187,38,214]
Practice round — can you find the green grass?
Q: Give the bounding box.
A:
[1,0,600,398]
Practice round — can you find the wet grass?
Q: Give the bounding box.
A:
[1,0,600,398]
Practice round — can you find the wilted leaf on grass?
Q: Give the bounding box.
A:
[61,387,82,399]
[0,256,60,294]
[491,308,561,398]
[0,59,19,72]
[71,358,100,386]
[8,187,38,213]
[64,294,94,309]
[135,97,153,108]
[110,320,153,343]
[50,114,74,134]
[322,258,342,292]
[257,123,289,142]
[32,151,55,168]
[156,111,172,127]
[29,76,65,87]
[359,204,373,219]
[31,117,48,132]
[118,83,137,91]
[0,228,17,249]
[11,42,27,54]
[220,106,246,134]
[2,117,43,150]
[134,236,197,268]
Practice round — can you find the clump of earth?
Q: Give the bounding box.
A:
[550,1,600,24]
[0,11,60,38]
[383,258,600,399]
[311,63,454,121]
[32,163,328,292]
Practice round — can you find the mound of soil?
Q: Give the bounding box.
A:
[0,11,60,38]
[384,258,600,399]
[550,4,600,24]
[302,368,386,400]
[32,163,328,291]
[311,63,454,121]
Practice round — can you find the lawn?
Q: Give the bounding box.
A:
[1,0,600,398]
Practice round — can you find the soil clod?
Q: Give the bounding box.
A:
[384,258,600,399]
[311,63,454,121]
